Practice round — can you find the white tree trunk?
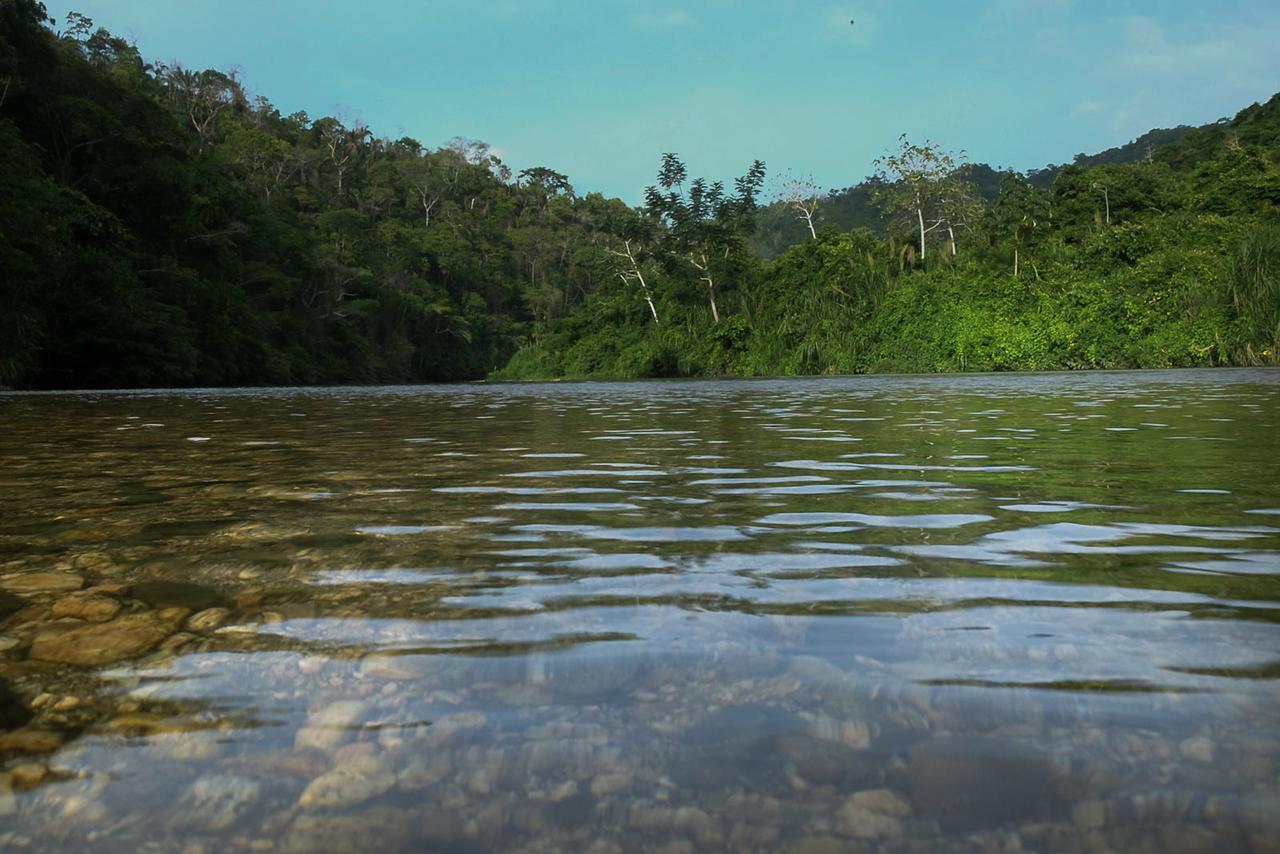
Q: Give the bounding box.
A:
[917,205,927,261]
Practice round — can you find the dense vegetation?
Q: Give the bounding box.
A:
[1,1,1277,389]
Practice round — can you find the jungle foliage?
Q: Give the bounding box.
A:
[1,1,1277,388]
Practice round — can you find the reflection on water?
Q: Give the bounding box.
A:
[1,370,1279,852]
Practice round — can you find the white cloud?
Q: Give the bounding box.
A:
[1112,15,1280,80]
[628,10,695,31]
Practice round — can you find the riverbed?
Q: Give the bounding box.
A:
[1,370,1278,852]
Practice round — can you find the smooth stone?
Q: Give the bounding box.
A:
[170,775,263,833]
[908,736,1051,832]
[9,762,47,789]
[130,580,225,611]
[29,607,189,666]
[294,701,367,753]
[1179,735,1215,764]
[590,771,633,797]
[0,637,20,652]
[50,595,122,623]
[0,729,63,754]
[187,607,231,632]
[779,734,874,787]
[298,755,395,810]
[836,788,911,839]
[0,572,84,595]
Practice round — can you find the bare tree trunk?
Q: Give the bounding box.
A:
[803,209,817,240]
[690,252,719,323]
[917,205,927,261]
[606,240,659,324]
[947,224,957,257]
[1014,246,1019,278]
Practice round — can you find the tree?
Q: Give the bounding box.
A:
[774,171,824,240]
[872,134,961,262]
[644,153,765,323]
[986,171,1051,277]
[160,65,243,150]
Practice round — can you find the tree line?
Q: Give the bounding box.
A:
[1,0,1277,389]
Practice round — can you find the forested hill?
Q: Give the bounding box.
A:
[751,125,1201,259]
[1,1,1277,389]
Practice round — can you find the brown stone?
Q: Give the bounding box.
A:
[0,572,84,595]
[9,762,47,789]
[187,607,231,632]
[0,729,64,754]
[29,607,189,666]
[50,595,122,623]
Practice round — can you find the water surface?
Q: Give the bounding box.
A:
[1,370,1278,852]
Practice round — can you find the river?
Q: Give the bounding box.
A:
[1,370,1278,851]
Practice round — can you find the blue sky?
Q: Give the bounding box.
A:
[43,0,1280,201]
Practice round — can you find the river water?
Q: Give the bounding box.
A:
[1,370,1278,852]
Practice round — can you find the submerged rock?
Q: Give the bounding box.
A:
[836,788,911,839]
[170,774,263,833]
[50,594,122,623]
[298,755,396,810]
[0,728,64,754]
[295,700,368,753]
[28,607,189,666]
[0,572,84,595]
[186,607,231,632]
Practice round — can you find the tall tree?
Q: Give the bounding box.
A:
[644,153,765,323]
[872,134,960,262]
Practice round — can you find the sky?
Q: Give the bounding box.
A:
[42,0,1280,202]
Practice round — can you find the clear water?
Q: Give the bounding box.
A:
[1,370,1278,852]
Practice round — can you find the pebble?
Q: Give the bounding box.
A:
[28,607,190,665]
[298,756,395,810]
[836,788,910,839]
[171,775,263,833]
[187,607,232,632]
[294,701,367,753]
[0,729,64,754]
[50,595,122,623]
[9,762,47,789]
[1179,735,1215,764]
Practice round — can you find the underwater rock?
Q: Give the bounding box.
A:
[50,594,122,623]
[28,607,189,666]
[294,700,368,753]
[0,572,83,595]
[836,788,911,838]
[298,755,396,810]
[170,774,263,833]
[186,607,231,632]
[0,728,63,754]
